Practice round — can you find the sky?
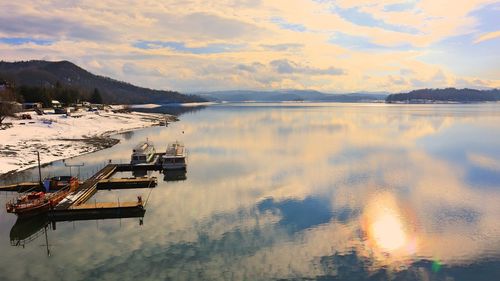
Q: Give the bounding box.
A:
[0,0,499,93]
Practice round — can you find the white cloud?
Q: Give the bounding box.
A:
[0,0,498,92]
[474,30,500,44]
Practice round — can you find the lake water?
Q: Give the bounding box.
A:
[1,103,500,281]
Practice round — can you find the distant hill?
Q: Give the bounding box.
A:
[197,90,388,102]
[0,60,205,104]
[386,88,500,103]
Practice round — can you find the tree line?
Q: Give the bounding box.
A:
[386,88,500,103]
[0,80,104,124]
[1,79,103,106]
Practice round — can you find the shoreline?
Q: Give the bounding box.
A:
[0,108,177,178]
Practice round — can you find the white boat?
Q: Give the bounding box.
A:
[162,142,187,170]
[131,141,156,165]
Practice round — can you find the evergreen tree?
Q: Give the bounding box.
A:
[90,88,103,104]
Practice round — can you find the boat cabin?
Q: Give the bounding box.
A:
[162,142,187,170]
[131,141,156,165]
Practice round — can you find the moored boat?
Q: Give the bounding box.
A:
[161,141,187,170]
[6,177,79,217]
[43,176,80,191]
[131,141,156,165]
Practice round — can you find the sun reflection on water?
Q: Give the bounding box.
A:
[362,193,418,266]
[370,209,407,252]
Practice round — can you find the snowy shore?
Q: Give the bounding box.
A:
[0,107,172,176]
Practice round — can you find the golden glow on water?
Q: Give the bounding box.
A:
[370,209,407,252]
[363,193,418,263]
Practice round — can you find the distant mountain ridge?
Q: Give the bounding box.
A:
[386,88,500,103]
[0,60,205,104]
[196,90,388,102]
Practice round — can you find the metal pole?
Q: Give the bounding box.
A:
[37,151,42,187]
[44,225,50,257]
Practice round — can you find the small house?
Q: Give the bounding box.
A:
[51,100,62,108]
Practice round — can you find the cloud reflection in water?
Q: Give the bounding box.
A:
[1,103,500,280]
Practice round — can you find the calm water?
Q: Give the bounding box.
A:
[1,103,500,281]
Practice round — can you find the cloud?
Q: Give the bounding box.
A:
[400,68,415,75]
[133,41,244,54]
[469,2,500,34]
[474,30,500,44]
[331,4,420,34]
[410,69,451,88]
[388,75,407,85]
[329,32,415,50]
[454,78,491,89]
[0,0,498,92]
[383,1,418,12]
[0,37,52,46]
[152,12,261,40]
[271,17,307,32]
[122,62,164,77]
[0,13,113,42]
[270,59,345,76]
[260,43,303,51]
[467,153,500,171]
[236,62,265,73]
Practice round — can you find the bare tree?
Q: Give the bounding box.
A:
[0,84,18,124]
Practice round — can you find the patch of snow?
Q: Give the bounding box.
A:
[0,109,165,175]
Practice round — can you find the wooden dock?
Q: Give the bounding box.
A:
[71,201,141,209]
[1,177,157,192]
[97,177,157,189]
[114,163,163,172]
[5,163,158,225]
[0,182,41,192]
[49,201,145,221]
[55,164,118,210]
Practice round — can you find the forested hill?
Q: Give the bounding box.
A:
[197,90,388,102]
[0,60,205,104]
[386,88,500,103]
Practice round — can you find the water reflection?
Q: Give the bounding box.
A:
[1,103,500,280]
[132,104,207,116]
[10,214,50,247]
[360,192,418,271]
[163,169,187,181]
[9,211,145,255]
[132,169,147,178]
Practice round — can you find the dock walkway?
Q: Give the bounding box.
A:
[55,164,117,210]
[5,163,158,222]
[50,201,145,221]
[1,177,157,192]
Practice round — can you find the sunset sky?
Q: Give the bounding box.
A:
[0,0,498,93]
